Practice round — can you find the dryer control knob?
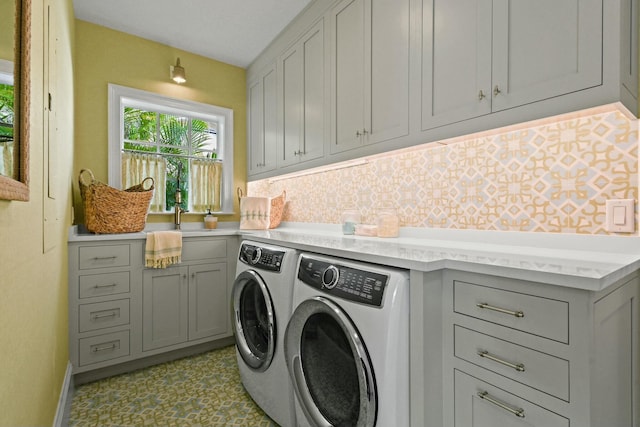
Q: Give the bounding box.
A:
[322,266,340,289]
[249,247,262,265]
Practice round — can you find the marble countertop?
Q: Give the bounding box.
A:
[68,222,640,291]
[242,224,640,291]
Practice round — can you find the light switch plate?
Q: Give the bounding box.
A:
[605,199,635,233]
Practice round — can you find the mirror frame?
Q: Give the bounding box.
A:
[0,0,30,201]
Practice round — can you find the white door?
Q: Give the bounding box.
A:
[491,0,602,111]
[142,266,188,351]
[280,20,326,167]
[369,0,411,144]
[188,262,228,341]
[248,63,278,176]
[331,0,366,153]
[421,0,493,130]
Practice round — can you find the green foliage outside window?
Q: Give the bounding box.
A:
[123,107,218,211]
[0,84,14,144]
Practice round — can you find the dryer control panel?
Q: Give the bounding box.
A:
[239,243,284,272]
[297,255,388,307]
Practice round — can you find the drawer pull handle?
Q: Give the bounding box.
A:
[477,391,525,418]
[94,283,117,289]
[478,350,525,372]
[92,256,117,261]
[92,343,117,353]
[92,311,118,320]
[476,302,524,318]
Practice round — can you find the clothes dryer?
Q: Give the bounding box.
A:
[285,253,410,427]
[232,241,298,426]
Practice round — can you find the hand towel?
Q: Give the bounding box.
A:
[239,196,271,230]
[145,231,182,268]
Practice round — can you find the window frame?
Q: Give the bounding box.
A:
[108,83,234,214]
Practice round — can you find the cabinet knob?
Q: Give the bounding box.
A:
[356,129,368,137]
[478,90,486,101]
[493,85,501,97]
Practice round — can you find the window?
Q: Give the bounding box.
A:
[0,59,14,177]
[108,84,234,214]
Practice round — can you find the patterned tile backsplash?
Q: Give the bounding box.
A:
[249,104,639,235]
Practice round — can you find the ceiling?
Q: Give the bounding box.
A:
[73,0,313,68]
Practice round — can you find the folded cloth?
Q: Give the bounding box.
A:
[145,231,182,268]
[240,196,271,230]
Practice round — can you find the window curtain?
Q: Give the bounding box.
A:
[190,159,222,212]
[122,152,167,213]
[0,141,12,177]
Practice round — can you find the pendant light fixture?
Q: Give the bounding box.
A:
[170,58,186,84]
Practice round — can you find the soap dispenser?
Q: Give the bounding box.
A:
[204,209,218,230]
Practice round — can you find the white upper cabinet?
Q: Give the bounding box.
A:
[421,0,603,130]
[620,0,638,115]
[247,63,278,176]
[491,0,602,111]
[330,0,410,154]
[279,19,327,168]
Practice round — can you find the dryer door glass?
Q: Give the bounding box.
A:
[232,270,276,371]
[286,297,377,427]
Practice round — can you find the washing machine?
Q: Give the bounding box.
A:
[232,241,298,427]
[284,253,410,427]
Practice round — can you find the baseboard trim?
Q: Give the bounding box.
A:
[53,361,74,427]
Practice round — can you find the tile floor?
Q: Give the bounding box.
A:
[68,345,278,426]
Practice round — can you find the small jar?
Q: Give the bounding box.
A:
[376,208,399,237]
[204,210,218,229]
[341,209,361,235]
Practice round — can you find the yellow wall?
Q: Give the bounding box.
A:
[0,0,75,424]
[0,0,13,61]
[74,21,247,224]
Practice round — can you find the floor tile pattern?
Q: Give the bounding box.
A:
[69,345,278,427]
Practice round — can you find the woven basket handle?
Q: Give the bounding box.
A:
[141,177,155,190]
[79,169,96,187]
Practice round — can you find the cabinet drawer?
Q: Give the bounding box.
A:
[78,244,130,270]
[454,370,569,427]
[182,239,227,261]
[454,326,569,401]
[78,330,130,366]
[454,280,569,343]
[79,299,130,332]
[79,271,130,298]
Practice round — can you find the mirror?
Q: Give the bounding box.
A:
[0,0,30,201]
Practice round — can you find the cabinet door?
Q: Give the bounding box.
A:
[491,0,602,111]
[369,0,410,144]
[421,0,493,130]
[454,370,569,427]
[331,0,366,153]
[621,0,638,113]
[248,63,278,176]
[142,266,188,351]
[188,262,229,341]
[280,19,326,167]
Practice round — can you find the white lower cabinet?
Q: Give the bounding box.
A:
[142,262,228,351]
[69,236,236,376]
[435,270,640,427]
[454,370,569,427]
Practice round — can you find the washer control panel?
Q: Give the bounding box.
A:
[239,243,284,272]
[297,255,387,307]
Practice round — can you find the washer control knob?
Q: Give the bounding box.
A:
[322,266,340,289]
[248,247,262,265]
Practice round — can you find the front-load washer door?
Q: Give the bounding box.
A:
[285,296,377,427]
[232,270,276,372]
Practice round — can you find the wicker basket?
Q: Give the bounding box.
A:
[79,169,154,234]
[237,188,286,229]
